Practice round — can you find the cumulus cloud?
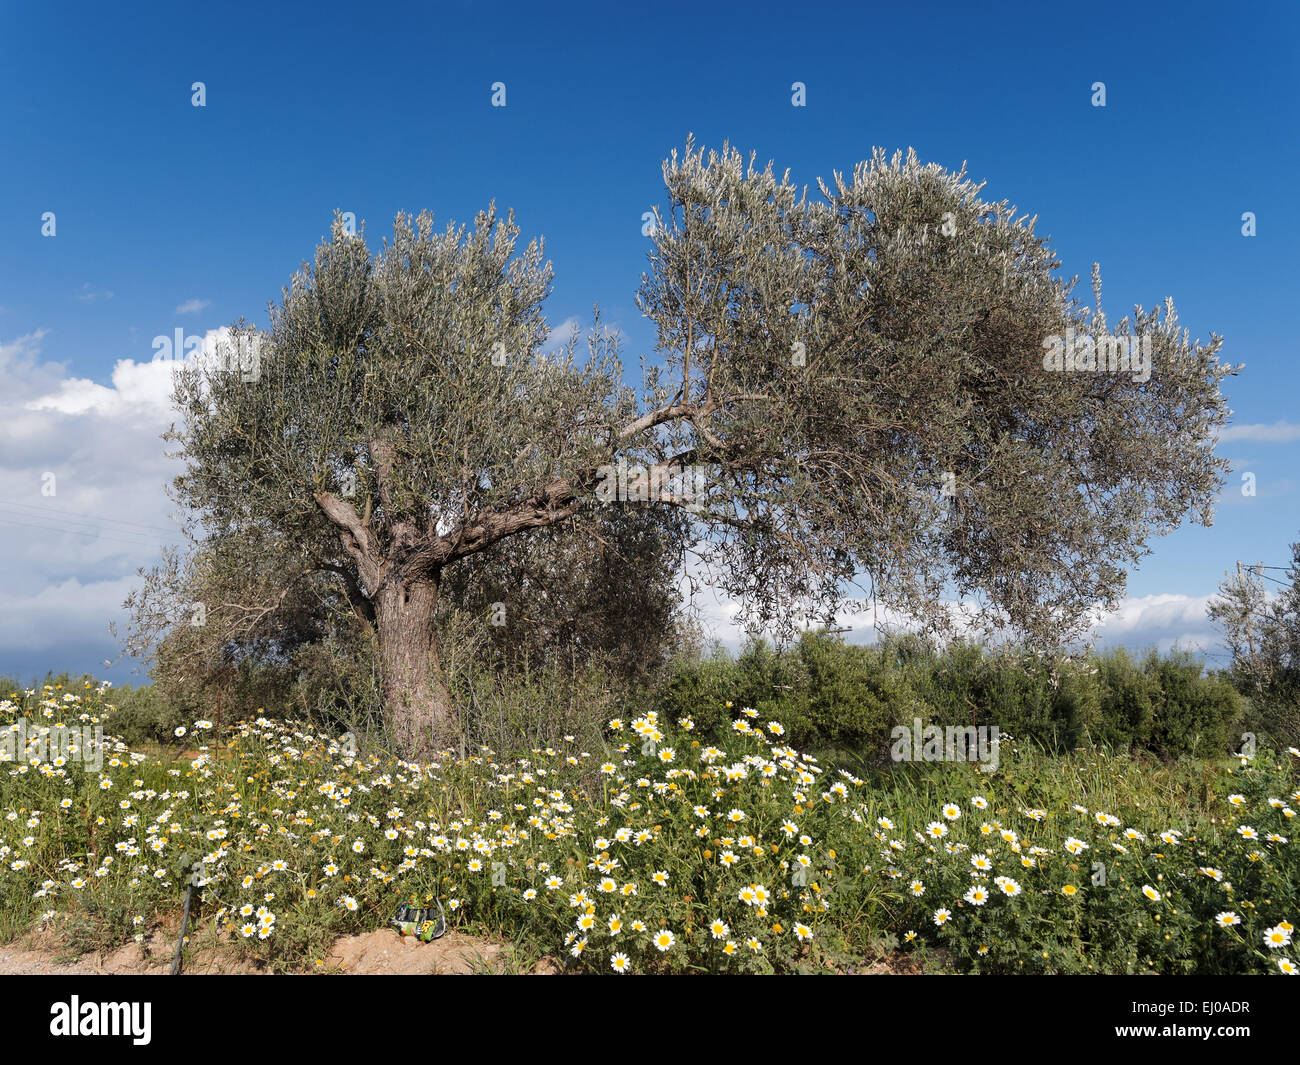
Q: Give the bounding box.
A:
[541,316,582,355]
[0,575,140,654]
[175,298,211,315]
[1218,420,1300,444]
[76,283,114,303]
[25,356,178,417]
[682,579,1223,661]
[1087,593,1220,655]
[0,329,203,680]
[24,326,248,417]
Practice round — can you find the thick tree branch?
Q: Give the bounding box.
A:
[616,402,697,440]
[440,479,581,564]
[314,491,382,591]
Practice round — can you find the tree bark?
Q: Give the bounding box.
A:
[374,573,457,758]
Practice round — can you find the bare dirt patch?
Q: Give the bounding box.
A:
[0,921,555,976]
[319,929,553,975]
[0,921,255,976]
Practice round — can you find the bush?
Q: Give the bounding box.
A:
[785,633,908,751]
[1096,649,1156,751]
[644,637,1248,762]
[1143,650,1243,758]
[646,650,747,738]
[101,683,192,747]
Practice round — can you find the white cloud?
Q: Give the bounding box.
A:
[76,283,114,303]
[1085,592,1215,636]
[26,358,176,417]
[0,329,192,677]
[0,575,140,653]
[1218,420,1300,444]
[0,328,52,370]
[175,298,211,315]
[682,580,1224,660]
[25,326,247,417]
[1086,593,1222,657]
[541,317,581,355]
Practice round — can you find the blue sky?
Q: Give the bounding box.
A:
[1,0,1297,682]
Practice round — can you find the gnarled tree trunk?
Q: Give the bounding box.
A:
[374,573,457,758]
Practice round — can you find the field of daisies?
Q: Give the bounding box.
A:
[1,681,1296,975]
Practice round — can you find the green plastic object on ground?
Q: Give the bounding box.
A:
[390,894,446,942]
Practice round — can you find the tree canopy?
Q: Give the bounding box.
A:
[1209,545,1300,746]
[129,136,1239,756]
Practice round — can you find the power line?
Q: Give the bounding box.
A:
[0,515,167,550]
[0,505,160,545]
[0,497,184,551]
[0,514,173,551]
[0,498,180,535]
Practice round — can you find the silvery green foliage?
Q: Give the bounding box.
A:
[167,207,627,596]
[635,137,1237,645]
[143,139,1238,750]
[1209,547,1300,746]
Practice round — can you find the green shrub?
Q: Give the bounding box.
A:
[789,633,905,750]
[1096,649,1156,751]
[648,650,746,738]
[103,683,192,747]
[1143,650,1243,758]
[645,638,1249,762]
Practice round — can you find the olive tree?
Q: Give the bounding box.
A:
[1209,545,1300,746]
[145,136,1238,757]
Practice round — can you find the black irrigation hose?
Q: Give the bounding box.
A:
[169,883,194,976]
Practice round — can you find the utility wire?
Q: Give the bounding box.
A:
[0,497,180,535]
[0,507,165,543]
[0,514,173,550]
[0,507,170,541]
